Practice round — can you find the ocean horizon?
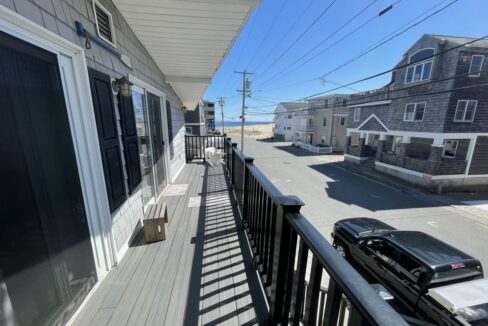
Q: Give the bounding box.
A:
[216,121,273,127]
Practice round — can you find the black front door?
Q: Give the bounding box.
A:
[0,31,96,326]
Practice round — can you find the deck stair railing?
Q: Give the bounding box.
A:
[186,136,408,325]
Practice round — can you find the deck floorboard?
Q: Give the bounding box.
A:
[72,163,265,326]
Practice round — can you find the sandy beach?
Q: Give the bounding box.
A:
[217,123,273,138]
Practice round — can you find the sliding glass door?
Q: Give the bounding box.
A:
[0,31,96,326]
[131,86,168,210]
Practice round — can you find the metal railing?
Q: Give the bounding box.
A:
[187,136,408,325]
[184,135,225,162]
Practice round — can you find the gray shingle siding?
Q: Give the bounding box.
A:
[444,49,488,132]
[2,0,186,252]
[348,35,487,134]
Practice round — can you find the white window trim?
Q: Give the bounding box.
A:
[353,107,360,121]
[442,140,458,159]
[454,99,478,122]
[404,48,435,84]
[468,54,485,77]
[403,102,426,122]
[93,0,117,48]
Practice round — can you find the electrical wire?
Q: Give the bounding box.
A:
[247,35,488,109]
[258,0,455,90]
[251,0,317,72]
[256,0,338,79]
[255,0,383,87]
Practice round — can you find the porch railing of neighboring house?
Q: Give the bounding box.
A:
[185,135,408,325]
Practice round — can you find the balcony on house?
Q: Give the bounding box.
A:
[71,135,407,326]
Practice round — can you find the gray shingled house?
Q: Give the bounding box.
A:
[345,35,488,192]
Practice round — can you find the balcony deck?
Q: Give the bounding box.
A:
[72,163,266,326]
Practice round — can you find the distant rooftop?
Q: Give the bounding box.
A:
[278,102,308,111]
[427,34,488,48]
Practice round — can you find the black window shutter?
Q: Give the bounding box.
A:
[118,93,142,194]
[88,69,126,213]
[166,100,174,159]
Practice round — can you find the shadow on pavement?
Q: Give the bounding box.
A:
[308,162,446,211]
[274,145,318,157]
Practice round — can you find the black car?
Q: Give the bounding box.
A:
[332,218,485,325]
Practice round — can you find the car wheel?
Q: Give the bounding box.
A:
[335,242,349,259]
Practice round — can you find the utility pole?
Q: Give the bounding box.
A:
[235,70,254,153]
[218,97,225,134]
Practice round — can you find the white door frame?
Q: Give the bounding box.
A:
[129,75,171,195]
[0,6,115,278]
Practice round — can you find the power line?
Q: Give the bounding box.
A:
[244,0,290,70]
[257,0,454,90]
[320,0,459,79]
[247,35,488,109]
[247,83,488,116]
[251,0,317,72]
[255,0,338,80]
[256,0,384,87]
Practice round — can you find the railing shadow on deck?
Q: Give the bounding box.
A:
[184,135,408,326]
[183,164,267,325]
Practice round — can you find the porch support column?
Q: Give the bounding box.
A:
[397,136,410,167]
[424,136,444,178]
[376,134,386,161]
[359,132,366,157]
[465,136,478,175]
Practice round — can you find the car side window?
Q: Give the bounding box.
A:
[365,239,421,282]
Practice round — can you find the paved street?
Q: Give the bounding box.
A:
[232,137,488,270]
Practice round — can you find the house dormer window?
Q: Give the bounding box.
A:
[405,48,434,84]
[93,0,116,47]
[469,55,485,77]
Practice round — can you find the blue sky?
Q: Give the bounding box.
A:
[203,0,488,122]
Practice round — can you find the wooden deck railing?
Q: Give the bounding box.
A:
[186,136,408,325]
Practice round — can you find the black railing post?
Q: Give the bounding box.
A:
[269,195,304,325]
[323,278,343,326]
[242,157,254,228]
[230,143,237,187]
[185,135,189,163]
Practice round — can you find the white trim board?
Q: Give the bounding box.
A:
[0,6,115,276]
[346,129,488,140]
[375,161,488,179]
[347,100,391,108]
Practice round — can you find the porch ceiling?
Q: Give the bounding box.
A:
[113,0,259,109]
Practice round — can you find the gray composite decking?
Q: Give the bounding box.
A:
[72,163,267,326]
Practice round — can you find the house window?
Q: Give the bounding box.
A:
[469,55,484,77]
[442,140,458,159]
[353,108,360,121]
[403,103,426,121]
[323,118,327,126]
[454,100,477,122]
[186,127,192,134]
[340,117,346,125]
[405,48,434,84]
[93,0,116,47]
[288,115,292,119]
